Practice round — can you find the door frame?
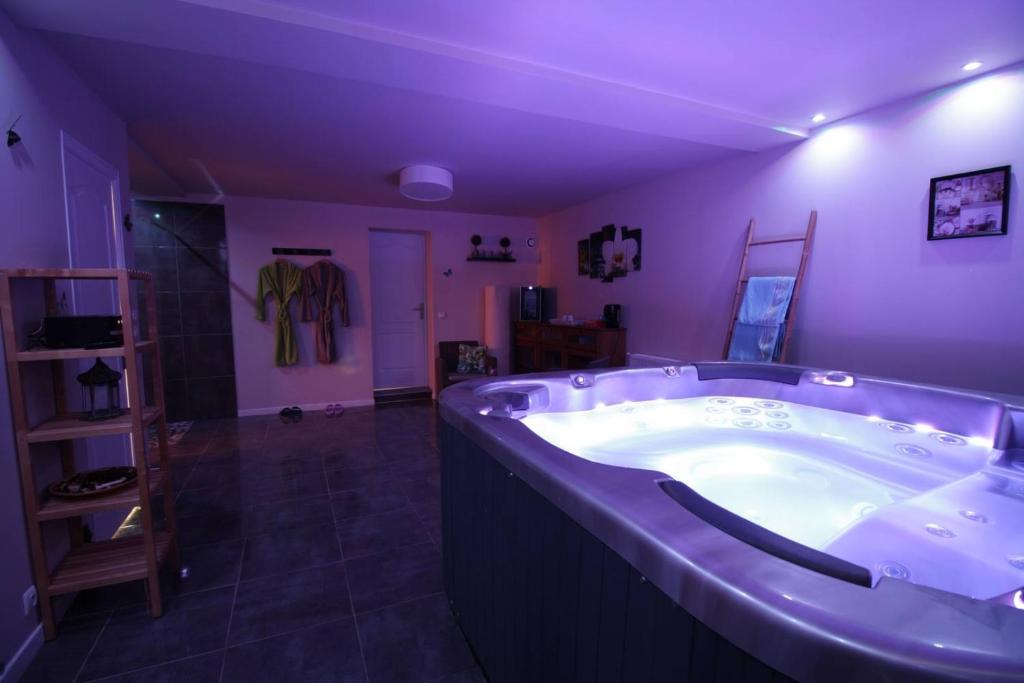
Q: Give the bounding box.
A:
[59,131,125,311]
[367,227,434,392]
[58,131,130,537]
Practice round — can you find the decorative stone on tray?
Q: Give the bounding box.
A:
[49,466,137,498]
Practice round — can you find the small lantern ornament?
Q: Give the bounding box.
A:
[76,359,123,421]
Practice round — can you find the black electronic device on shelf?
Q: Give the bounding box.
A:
[42,315,124,349]
[603,304,622,329]
[518,286,555,322]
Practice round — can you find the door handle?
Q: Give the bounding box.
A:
[412,303,424,320]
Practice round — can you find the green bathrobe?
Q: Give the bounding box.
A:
[256,260,304,366]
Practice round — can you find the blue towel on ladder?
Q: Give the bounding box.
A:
[727,276,795,362]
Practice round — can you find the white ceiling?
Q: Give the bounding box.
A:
[3,0,1022,215]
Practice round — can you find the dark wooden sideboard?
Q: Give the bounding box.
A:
[513,321,626,373]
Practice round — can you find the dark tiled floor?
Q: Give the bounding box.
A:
[23,404,484,683]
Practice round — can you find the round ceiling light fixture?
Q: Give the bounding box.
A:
[961,61,983,72]
[399,165,453,202]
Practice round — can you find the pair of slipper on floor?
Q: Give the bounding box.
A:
[279,404,345,422]
[279,406,303,423]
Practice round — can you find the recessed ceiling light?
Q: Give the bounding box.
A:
[961,61,983,72]
[811,113,827,123]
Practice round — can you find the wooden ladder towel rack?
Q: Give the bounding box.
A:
[722,210,817,363]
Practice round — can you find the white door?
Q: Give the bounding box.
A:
[61,132,124,314]
[61,133,131,538]
[369,230,428,389]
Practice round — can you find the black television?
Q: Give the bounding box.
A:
[518,286,554,321]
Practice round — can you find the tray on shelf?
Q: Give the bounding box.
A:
[48,466,138,498]
[38,469,165,522]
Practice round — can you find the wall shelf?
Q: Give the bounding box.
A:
[466,256,517,263]
[0,267,178,640]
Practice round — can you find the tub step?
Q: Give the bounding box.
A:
[373,386,433,406]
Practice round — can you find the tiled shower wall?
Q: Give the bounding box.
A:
[132,200,237,420]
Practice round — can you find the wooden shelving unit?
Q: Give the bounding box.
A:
[0,268,178,640]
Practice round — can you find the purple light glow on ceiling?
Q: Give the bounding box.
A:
[3,0,1021,215]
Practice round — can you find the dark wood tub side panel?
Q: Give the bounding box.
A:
[441,421,794,683]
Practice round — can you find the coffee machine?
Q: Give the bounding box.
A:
[602,304,622,329]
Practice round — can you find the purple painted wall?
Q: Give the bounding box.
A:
[0,7,129,672]
[540,66,1024,395]
[223,195,538,414]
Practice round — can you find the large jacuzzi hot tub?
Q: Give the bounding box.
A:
[438,363,1024,682]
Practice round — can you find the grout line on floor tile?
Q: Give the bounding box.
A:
[86,650,225,683]
[337,533,429,563]
[219,615,357,654]
[351,590,448,618]
[426,666,479,683]
[401,472,441,548]
[218,535,247,683]
[234,557,346,587]
[325,451,372,683]
[217,648,230,683]
[71,612,111,683]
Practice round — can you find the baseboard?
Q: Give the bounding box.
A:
[0,623,42,683]
[237,399,376,417]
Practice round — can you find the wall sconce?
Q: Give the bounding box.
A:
[6,114,22,147]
